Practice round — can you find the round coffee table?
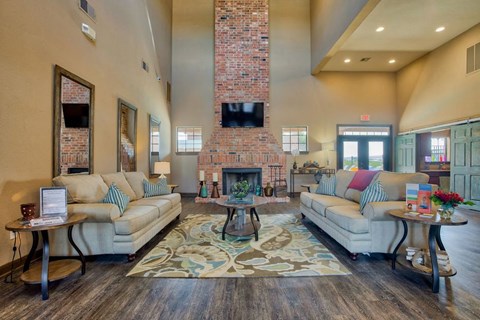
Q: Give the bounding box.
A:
[216,197,268,241]
[388,209,468,293]
[5,213,87,300]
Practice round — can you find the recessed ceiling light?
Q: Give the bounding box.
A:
[436,26,445,32]
[388,59,396,64]
[344,58,351,63]
[376,26,385,32]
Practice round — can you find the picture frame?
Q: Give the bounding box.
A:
[40,187,68,218]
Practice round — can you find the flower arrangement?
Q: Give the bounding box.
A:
[430,190,474,208]
[231,180,250,200]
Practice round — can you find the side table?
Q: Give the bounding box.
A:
[388,209,467,293]
[5,213,87,300]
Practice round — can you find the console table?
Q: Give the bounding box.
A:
[388,209,467,293]
[5,214,87,300]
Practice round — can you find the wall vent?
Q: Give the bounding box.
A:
[360,57,371,62]
[79,0,96,21]
[466,42,480,74]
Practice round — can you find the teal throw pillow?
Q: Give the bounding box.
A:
[103,182,130,214]
[315,175,336,196]
[359,181,388,214]
[143,178,170,197]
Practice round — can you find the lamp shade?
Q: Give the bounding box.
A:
[154,162,170,175]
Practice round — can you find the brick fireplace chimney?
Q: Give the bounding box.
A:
[197,0,286,195]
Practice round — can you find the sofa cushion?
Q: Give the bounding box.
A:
[326,205,369,234]
[344,188,361,203]
[315,175,336,195]
[155,193,182,207]
[359,181,388,213]
[53,174,108,203]
[143,178,170,197]
[129,198,173,216]
[114,205,159,235]
[300,192,315,209]
[123,172,148,200]
[334,170,356,198]
[348,170,379,191]
[311,195,357,217]
[102,183,130,214]
[373,171,429,201]
[101,173,137,201]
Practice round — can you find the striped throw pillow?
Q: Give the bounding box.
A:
[315,175,336,196]
[143,178,170,197]
[360,181,388,214]
[102,182,130,214]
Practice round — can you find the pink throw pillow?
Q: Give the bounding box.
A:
[348,170,378,191]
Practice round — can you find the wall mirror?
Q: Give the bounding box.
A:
[53,65,95,177]
[149,115,161,177]
[117,98,137,172]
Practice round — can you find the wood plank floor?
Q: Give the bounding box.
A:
[0,196,479,320]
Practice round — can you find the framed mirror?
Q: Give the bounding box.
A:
[117,98,137,172]
[149,115,161,177]
[53,65,95,177]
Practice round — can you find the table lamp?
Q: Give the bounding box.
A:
[154,162,171,179]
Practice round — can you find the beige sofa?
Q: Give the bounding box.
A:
[300,170,430,259]
[49,172,181,260]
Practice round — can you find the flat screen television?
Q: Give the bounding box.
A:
[62,103,89,128]
[221,102,264,128]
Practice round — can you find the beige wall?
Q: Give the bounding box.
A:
[397,23,480,132]
[0,1,170,266]
[146,0,172,95]
[171,0,214,193]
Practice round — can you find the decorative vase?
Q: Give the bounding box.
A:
[255,184,262,196]
[264,183,273,197]
[438,204,454,219]
[200,183,208,198]
[20,203,36,221]
[293,162,297,170]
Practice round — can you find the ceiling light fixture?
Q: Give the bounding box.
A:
[388,59,396,64]
[376,26,384,32]
[344,58,351,63]
[435,26,445,32]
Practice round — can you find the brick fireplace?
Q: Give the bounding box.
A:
[197,0,286,195]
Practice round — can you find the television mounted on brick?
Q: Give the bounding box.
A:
[221,102,264,128]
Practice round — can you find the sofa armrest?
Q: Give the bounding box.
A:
[67,203,121,222]
[362,201,405,221]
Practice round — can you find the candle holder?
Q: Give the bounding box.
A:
[198,181,204,197]
[211,181,220,198]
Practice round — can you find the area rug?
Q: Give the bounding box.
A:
[127,214,350,278]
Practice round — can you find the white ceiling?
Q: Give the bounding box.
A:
[322,0,480,72]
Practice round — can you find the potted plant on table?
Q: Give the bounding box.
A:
[430,190,474,219]
[231,180,250,200]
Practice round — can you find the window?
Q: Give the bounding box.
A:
[282,126,308,152]
[337,125,392,171]
[430,137,449,162]
[176,127,202,153]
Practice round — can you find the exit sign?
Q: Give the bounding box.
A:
[360,114,370,121]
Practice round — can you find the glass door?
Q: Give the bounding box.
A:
[337,125,392,171]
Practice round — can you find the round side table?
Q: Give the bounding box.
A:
[388,209,467,293]
[5,213,87,300]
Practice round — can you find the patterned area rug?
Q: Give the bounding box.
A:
[127,214,350,278]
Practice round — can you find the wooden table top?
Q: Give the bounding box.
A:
[5,213,87,232]
[387,209,468,226]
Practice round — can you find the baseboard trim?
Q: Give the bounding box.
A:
[0,249,42,279]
